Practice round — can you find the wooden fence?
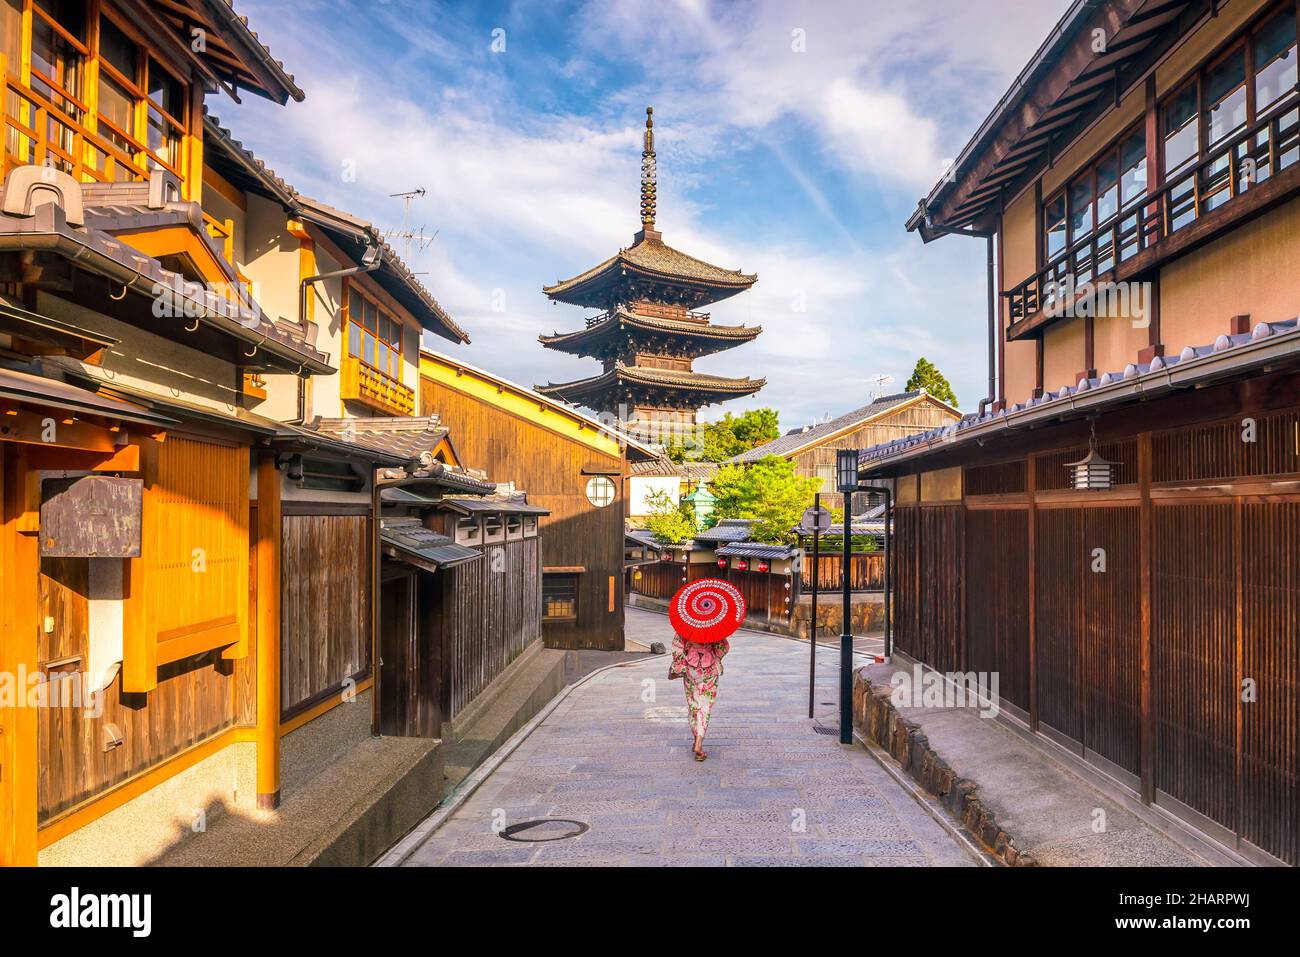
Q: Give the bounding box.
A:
[800,552,884,592]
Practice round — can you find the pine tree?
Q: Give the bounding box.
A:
[905,358,958,408]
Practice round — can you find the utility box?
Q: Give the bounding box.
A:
[40,475,143,558]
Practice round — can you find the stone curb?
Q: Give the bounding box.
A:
[852,667,1037,867]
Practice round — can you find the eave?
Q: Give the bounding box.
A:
[539,308,762,358]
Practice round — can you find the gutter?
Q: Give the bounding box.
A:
[860,325,1300,474]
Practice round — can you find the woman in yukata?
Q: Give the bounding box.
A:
[669,633,730,761]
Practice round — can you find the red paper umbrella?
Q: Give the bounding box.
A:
[669,578,746,644]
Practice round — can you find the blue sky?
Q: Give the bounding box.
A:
[228,0,1071,430]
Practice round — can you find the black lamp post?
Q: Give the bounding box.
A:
[835,448,859,745]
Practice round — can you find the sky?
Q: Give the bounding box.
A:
[227,0,1072,430]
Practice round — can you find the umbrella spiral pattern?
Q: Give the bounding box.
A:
[670,578,745,644]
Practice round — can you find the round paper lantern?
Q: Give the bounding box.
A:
[669,578,745,644]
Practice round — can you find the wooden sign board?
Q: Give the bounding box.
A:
[40,475,143,558]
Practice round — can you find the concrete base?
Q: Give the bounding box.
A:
[853,661,1239,867]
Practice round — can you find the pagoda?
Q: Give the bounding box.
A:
[538,107,764,443]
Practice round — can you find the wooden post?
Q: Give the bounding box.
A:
[1027,453,1039,732]
[255,452,281,810]
[1,445,39,864]
[1138,432,1154,804]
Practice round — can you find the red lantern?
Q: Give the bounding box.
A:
[737,559,748,571]
[717,558,727,568]
[756,561,770,573]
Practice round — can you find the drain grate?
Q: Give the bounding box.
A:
[498,818,589,843]
[812,724,840,736]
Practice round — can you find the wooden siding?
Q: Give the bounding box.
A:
[123,436,249,692]
[439,537,541,719]
[280,513,370,717]
[964,508,1030,711]
[37,560,236,823]
[801,553,884,592]
[792,399,959,486]
[890,388,1300,863]
[421,377,625,650]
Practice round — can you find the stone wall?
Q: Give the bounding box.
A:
[852,668,1035,867]
[791,594,884,639]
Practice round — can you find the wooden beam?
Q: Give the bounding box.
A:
[0,445,39,865]
[1138,432,1154,804]
[255,452,281,809]
[1026,452,1039,732]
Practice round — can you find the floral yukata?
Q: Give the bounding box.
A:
[669,635,731,740]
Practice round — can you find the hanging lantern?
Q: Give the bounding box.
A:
[717,558,727,569]
[660,551,672,562]
[756,560,770,573]
[1065,422,1117,490]
[737,559,749,571]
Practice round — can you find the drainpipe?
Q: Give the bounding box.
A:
[289,241,384,424]
[916,201,998,415]
[858,484,893,660]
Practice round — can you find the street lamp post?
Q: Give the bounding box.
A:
[835,448,859,745]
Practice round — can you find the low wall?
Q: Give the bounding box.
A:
[791,592,884,639]
[852,667,1034,866]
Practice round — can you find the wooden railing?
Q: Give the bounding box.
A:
[1005,91,1300,327]
[341,355,415,416]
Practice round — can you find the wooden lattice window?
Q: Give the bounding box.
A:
[543,573,578,622]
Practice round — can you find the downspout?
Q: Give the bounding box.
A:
[916,202,998,415]
[859,484,893,660]
[289,240,384,425]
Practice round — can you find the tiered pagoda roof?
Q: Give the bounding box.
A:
[539,306,761,361]
[538,107,764,429]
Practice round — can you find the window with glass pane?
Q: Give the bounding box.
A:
[1044,194,1067,261]
[1119,129,1147,205]
[348,322,361,359]
[1255,11,1298,115]
[1095,151,1119,225]
[543,574,578,621]
[1069,176,1094,241]
[1205,49,1247,147]
[1164,83,1199,174]
[98,16,136,77]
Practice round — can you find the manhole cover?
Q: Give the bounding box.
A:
[498,818,589,842]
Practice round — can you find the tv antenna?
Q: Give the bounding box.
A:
[384,188,438,262]
[870,373,895,399]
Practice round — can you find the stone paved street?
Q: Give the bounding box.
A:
[397,607,980,866]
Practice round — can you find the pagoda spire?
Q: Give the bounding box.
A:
[640,106,657,230]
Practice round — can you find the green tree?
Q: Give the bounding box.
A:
[707,455,820,544]
[666,408,780,463]
[905,357,958,408]
[642,487,697,545]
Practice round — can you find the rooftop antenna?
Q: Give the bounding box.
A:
[871,373,895,400]
[384,188,438,262]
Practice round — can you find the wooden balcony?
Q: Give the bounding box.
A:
[1005,94,1300,341]
[341,356,415,416]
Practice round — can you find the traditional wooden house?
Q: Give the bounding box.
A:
[420,348,656,651]
[867,0,1300,865]
[376,482,547,738]
[729,391,960,490]
[0,0,318,865]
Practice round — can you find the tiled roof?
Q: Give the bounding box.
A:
[312,416,449,461]
[380,517,481,570]
[730,391,946,464]
[440,493,549,515]
[540,308,761,354]
[544,232,756,304]
[693,518,754,544]
[537,363,765,399]
[858,318,1300,471]
[203,0,305,103]
[716,542,799,560]
[202,115,468,344]
[0,194,330,375]
[629,456,720,480]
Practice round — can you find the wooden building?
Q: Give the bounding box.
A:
[538,108,764,443]
[869,0,1300,866]
[420,349,656,651]
[729,391,959,490]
